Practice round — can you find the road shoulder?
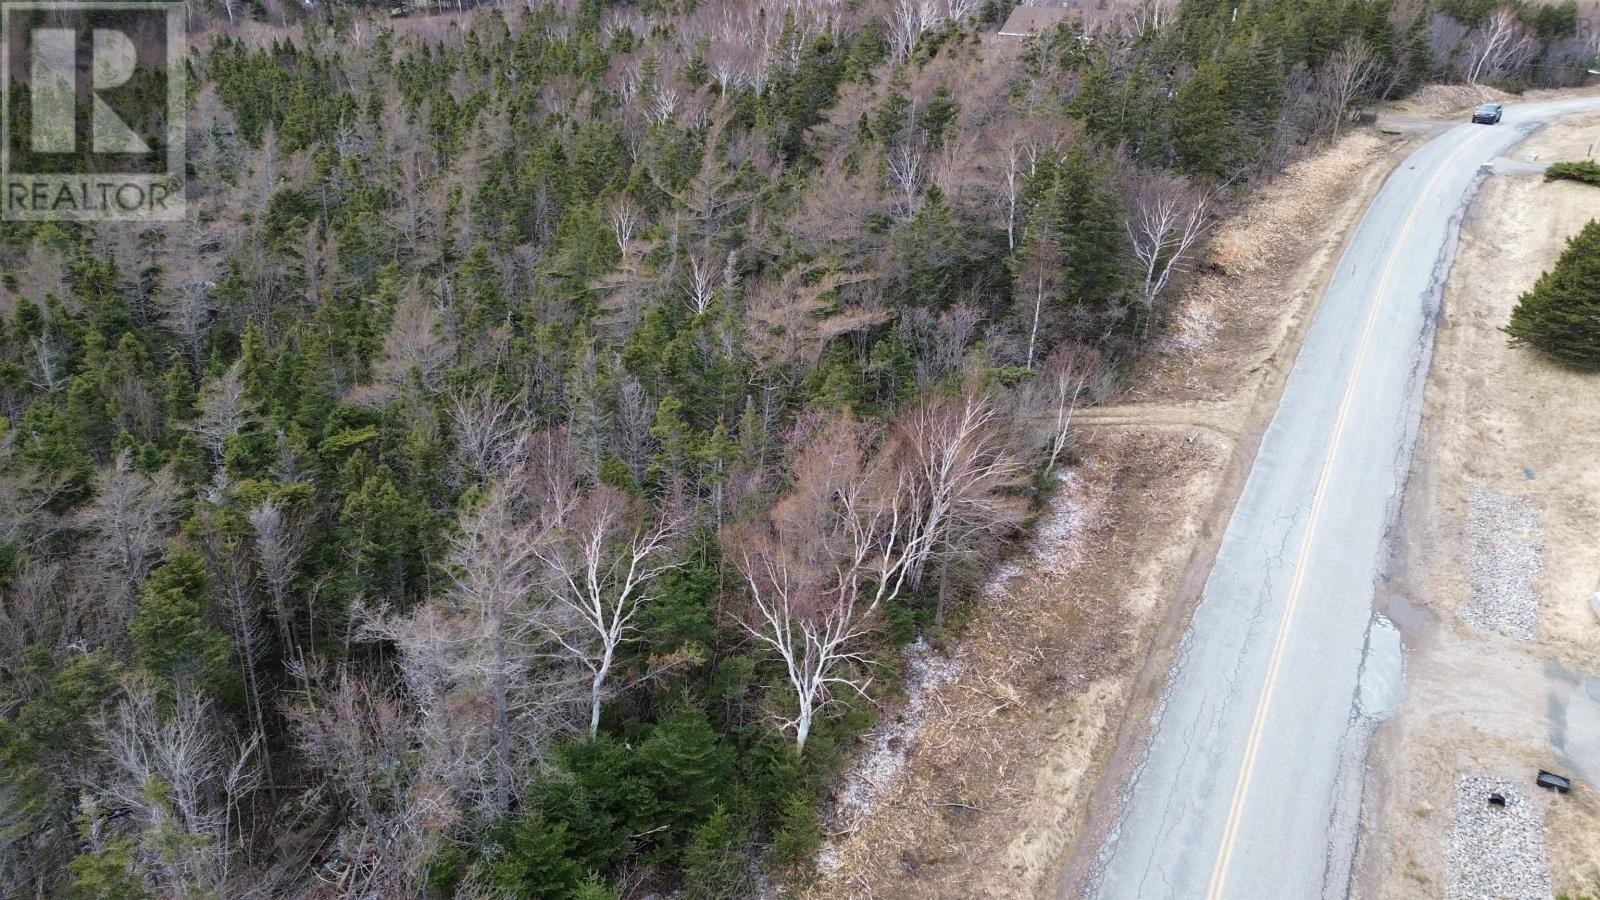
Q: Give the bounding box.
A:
[1355,112,1600,900]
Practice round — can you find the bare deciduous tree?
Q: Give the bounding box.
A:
[448,384,530,484]
[1123,170,1213,322]
[734,530,870,755]
[606,195,643,256]
[745,265,885,371]
[609,373,654,485]
[890,389,1027,622]
[0,560,66,668]
[194,505,277,799]
[886,139,927,213]
[161,279,218,372]
[185,360,260,457]
[0,452,69,559]
[565,346,610,480]
[1465,7,1537,83]
[249,499,308,662]
[359,279,456,407]
[731,426,911,752]
[1318,38,1381,137]
[367,480,577,820]
[1022,344,1106,476]
[729,418,927,753]
[707,39,755,94]
[684,243,732,316]
[898,304,982,388]
[1014,227,1061,369]
[889,0,940,62]
[28,334,64,393]
[650,86,680,125]
[1003,139,1023,251]
[90,680,261,898]
[285,665,445,899]
[77,451,181,631]
[534,486,679,737]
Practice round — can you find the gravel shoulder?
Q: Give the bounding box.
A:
[1355,112,1600,900]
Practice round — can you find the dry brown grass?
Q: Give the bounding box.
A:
[1138,129,1408,404]
[1398,84,1516,117]
[802,119,1428,899]
[1355,111,1600,900]
[805,428,1229,899]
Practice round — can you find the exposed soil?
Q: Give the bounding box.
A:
[802,122,1429,898]
[1354,112,1600,900]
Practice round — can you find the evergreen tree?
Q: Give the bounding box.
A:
[480,815,585,899]
[1022,146,1128,340]
[1505,219,1600,369]
[681,806,756,899]
[1171,65,1236,179]
[66,809,147,900]
[0,0,1555,892]
[130,551,239,700]
[636,703,734,851]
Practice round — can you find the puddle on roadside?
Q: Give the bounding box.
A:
[1359,614,1406,720]
[1545,663,1600,782]
[1373,573,1434,639]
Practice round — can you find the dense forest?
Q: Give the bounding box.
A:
[0,0,1588,896]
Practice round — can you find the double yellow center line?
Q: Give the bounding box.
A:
[1202,131,1483,900]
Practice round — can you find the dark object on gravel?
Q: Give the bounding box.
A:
[1536,770,1572,793]
[1488,792,1507,807]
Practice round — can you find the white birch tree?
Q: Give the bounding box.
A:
[534,486,679,738]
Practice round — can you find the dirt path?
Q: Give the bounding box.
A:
[1355,112,1600,900]
[1071,401,1246,438]
[803,125,1428,898]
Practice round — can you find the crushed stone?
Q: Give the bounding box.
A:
[1460,485,1544,641]
[1447,775,1552,900]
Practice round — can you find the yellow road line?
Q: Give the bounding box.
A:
[1202,131,1481,900]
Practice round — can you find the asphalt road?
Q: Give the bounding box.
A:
[1082,97,1600,900]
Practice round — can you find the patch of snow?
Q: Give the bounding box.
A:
[985,471,1093,597]
[821,640,960,864]
[816,470,1095,873]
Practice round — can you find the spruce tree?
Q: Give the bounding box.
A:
[637,703,733,850]
[1505,219,1600,369]
[130,551,239,701]
[1057,147,1127,305]
[681,806,755,899]
[480,814,584,899]
[1172,65,1235,180]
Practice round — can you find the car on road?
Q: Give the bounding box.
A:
[1472,103,1503,124]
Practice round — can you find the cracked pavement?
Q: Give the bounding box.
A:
[1078,97,1600,900]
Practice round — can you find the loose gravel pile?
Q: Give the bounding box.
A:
[1461,486,1545,640]
[1447,775,1552,900]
